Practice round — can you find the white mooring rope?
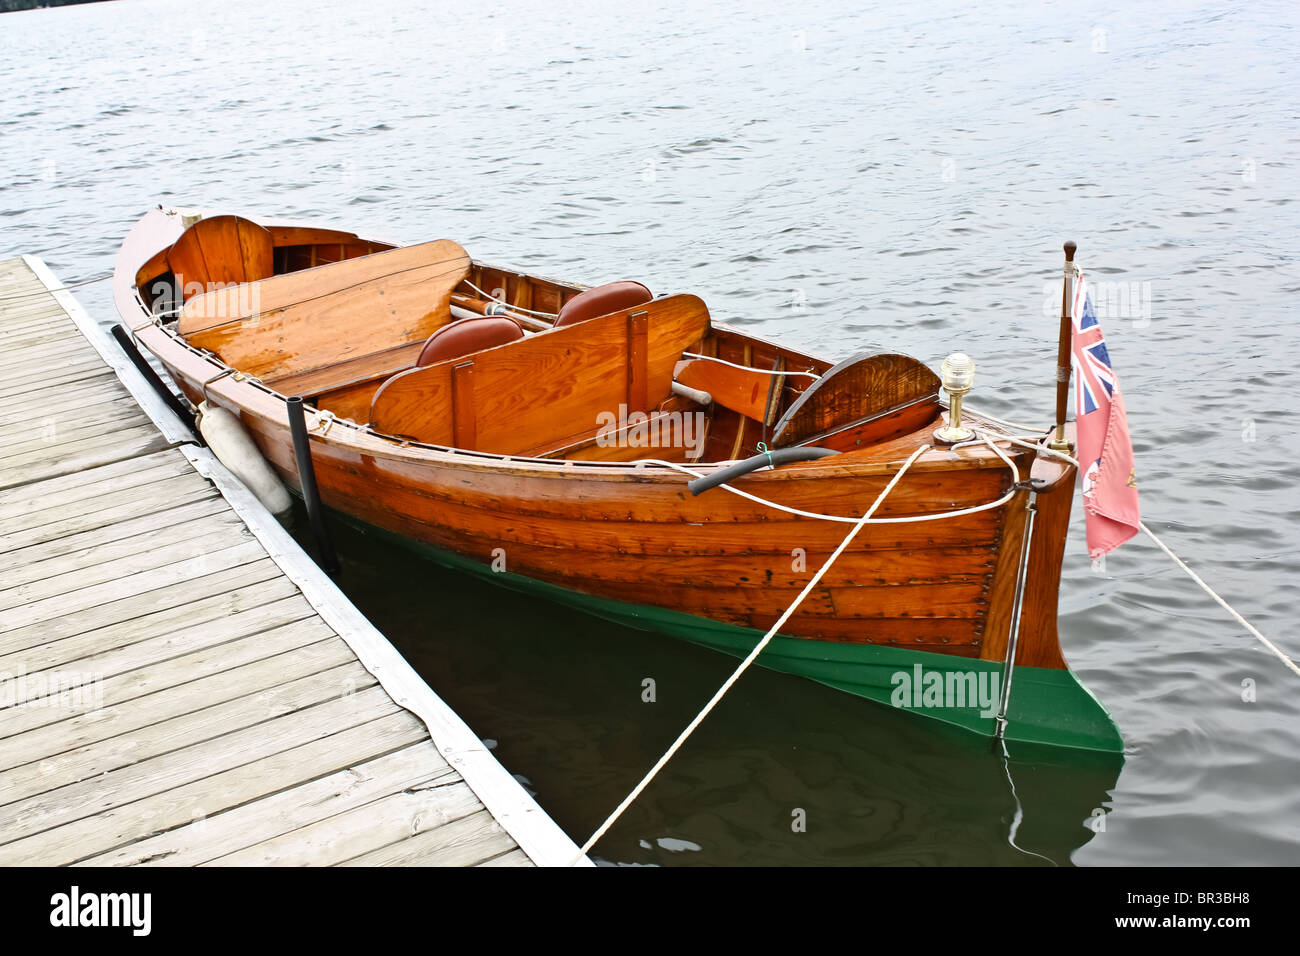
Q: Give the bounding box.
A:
[569,444,933,864]
[635,431,1020,524]
[1137,520,1300,677]
[983,430,1300,678]
[570,424,1297,861]
[679,352,821,379]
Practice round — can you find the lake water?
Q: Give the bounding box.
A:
[2,0,1298,865]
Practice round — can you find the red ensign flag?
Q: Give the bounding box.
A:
[1070,269,1140,558]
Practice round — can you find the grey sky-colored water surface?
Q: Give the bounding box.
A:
[2,0,1297,865]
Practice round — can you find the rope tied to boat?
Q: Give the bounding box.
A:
[983,429,1300,679]
[311,409,337,436]
[635,430,1021,524]
[462,279,560,318]
[569,443,934,865]
[584,426,1297,863]
[680,351,821,379]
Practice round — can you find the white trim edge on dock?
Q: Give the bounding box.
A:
[22,255,591,868]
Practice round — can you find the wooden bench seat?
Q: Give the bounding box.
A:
[265,342,424,399]
[369,294,712,455]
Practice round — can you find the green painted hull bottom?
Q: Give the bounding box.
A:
[328,509,1124,755]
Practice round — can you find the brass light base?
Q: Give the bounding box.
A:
[933,424,974,444]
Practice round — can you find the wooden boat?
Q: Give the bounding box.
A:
[113,207,1122,754]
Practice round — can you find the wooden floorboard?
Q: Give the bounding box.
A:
[0,255,586,867]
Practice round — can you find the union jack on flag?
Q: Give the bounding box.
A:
[1071,284,1116,417]
[1070,268,1140,558]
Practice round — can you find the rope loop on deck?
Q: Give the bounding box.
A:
[570,444,933,864]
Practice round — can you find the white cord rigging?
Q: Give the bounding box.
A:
[462,279,560,318]
[570,444,933,865]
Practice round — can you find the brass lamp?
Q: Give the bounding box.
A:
[933,352,976,443]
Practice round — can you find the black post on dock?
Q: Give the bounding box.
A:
[287,395,340,576]
[110,324,205,445]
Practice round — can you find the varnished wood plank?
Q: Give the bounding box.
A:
[166,216,273,293]
[626,310,648,411]
[268,341,422,399]
[772,352,941,447]
[451,361,476,449]
[180,240,470,382]
[674,357,774,422]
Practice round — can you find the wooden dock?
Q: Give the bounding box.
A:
[0,254,589,867]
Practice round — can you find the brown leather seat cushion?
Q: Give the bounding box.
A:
[416,316,524,366]
[553,281,652,328]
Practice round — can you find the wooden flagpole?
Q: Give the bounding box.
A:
[1051,240,1077,451]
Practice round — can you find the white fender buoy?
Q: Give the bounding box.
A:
[196,402,292,516]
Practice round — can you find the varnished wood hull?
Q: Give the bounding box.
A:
[113,207,1122,753]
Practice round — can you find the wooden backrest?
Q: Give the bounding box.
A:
[673,357,781,423]
[178,240,470,382]
[370,294,712,454]
[167,216,274,295]
[771,352,940,447]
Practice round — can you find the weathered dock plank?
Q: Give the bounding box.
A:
[0,255,588,867]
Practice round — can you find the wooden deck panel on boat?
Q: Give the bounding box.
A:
[178,239,471,383]
[0,255,586,867]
